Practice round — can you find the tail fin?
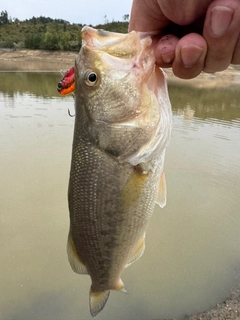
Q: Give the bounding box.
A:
[89,288,110,317]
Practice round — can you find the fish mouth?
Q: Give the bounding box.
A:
[81,26,155,81]
[81,26,145,60]
[81,26,127,48]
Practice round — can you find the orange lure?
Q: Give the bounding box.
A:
[57,66,75,95]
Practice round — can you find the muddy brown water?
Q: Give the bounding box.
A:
[1,72,240,320]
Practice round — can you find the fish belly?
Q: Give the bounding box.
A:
[68,135,159,291]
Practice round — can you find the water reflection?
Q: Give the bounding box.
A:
[1,72,240,320]
[0,72,61,97]
[168,82,240,121]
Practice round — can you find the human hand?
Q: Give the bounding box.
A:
[129,0,240,79]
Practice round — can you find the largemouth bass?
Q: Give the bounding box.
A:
[67,26,172,317]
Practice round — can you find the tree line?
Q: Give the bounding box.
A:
[0,10,129,51]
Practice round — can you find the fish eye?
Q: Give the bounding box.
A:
[85,71,98,86]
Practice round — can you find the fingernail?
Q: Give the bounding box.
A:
[180,45,204,68]
[211,6,233,37]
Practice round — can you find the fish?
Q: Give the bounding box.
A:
[57,66,75,95]
[67,26,172,317]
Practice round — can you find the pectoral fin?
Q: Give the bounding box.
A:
[120,165,149,208]
[125,234,145,268]
[156,171,167,208]
[67,231,88,274]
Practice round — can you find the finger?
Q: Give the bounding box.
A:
[129,0,168,32]
[203,0,240,72]
[159,0,212,25]
[172,33,207,79]
[232,34,240,64]
[155,34,179,68]
[129,0,212,32]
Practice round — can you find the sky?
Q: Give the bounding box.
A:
[3,0,132,25]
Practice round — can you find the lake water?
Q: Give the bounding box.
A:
[1,72,240,320]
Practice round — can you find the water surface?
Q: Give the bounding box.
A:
[1,72,240,320]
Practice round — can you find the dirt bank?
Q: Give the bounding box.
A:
[0,48,76,71]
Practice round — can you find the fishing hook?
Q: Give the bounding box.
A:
[68,93,75,117]
[68,108,75,117]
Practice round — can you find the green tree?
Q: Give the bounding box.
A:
[25,33,42,49]
[103,15,109,24]
[3,38,14,48]
[60,31,71,50]
[43,31,59,50]
[0,10,9,25]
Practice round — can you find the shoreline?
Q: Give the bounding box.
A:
[0,48,77,72]
[1,48,240,88]
[184,285,240,320]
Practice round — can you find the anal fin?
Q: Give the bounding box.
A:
[125,234,145,268]
[156,171,167,208]
[67,231,88,274]
[89,288,110,317]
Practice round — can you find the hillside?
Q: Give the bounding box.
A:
[0,10,129,51]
